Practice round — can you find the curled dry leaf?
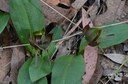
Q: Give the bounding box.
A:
[10,47,25,84]
[82,46,99,84]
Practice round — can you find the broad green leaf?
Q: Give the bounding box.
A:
[18,58,33,84]
[98,23,128,48]
[51,55,85,84]
[42,42,56,58]
[0,12,9,34]
[47,42,56,57]
[78,37,88,54]
[42,25,62,58]
[10,0,45,53]
[37,77,48,84]
[51,26,63,40]
[29,56,51,82]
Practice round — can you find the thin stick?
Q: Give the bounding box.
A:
[65,3,96,37]
[52,31,82,42]
[66,18,82,36]
[96,20,128,28]
[0,44,30,50]
[56,3,96,48]
[40,0,80,28]
[64,13,77,35]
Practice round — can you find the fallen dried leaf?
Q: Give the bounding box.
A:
[0,0,9,12]
[82,8,93,28]
[47,0,60,5]
[60,0,70,6]
[41,0,76,25]
[0,49,12,83]
[104,54,128,67]
[71,0,87,10]
[47,0,70,6]
[10,47,25,84]
[3,76,10,84]
[89,55,103,84]
[82,46,99,84]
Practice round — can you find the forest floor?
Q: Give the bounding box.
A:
[0,0,128,84]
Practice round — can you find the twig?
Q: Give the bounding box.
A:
[95,20,128,28]
[0,44,30,51]
[64,13,77,35]
[56,3,96,49]
[40,0,96,59]
[66,18,82,36]
[65,3,96,37]
[52,31,82,42]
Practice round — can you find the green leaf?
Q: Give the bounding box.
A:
[37,77,48,84]
[29,56,51,82]
[78,37,88,54]
[98,23,128,48]
[51,55,85,84]
[10,0,45,53]
[0,12,9,34]
[42,42,56,58]
[51,26,63,40]
[18,58,33,84]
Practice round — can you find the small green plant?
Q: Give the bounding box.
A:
[0,0,128,84]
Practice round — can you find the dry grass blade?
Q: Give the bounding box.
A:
[65,2,96,37]
[0,44,30,51]
[52,31,82,42]
[96,20,128,28]
[64,13,77,35]
[55,2,97,50]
